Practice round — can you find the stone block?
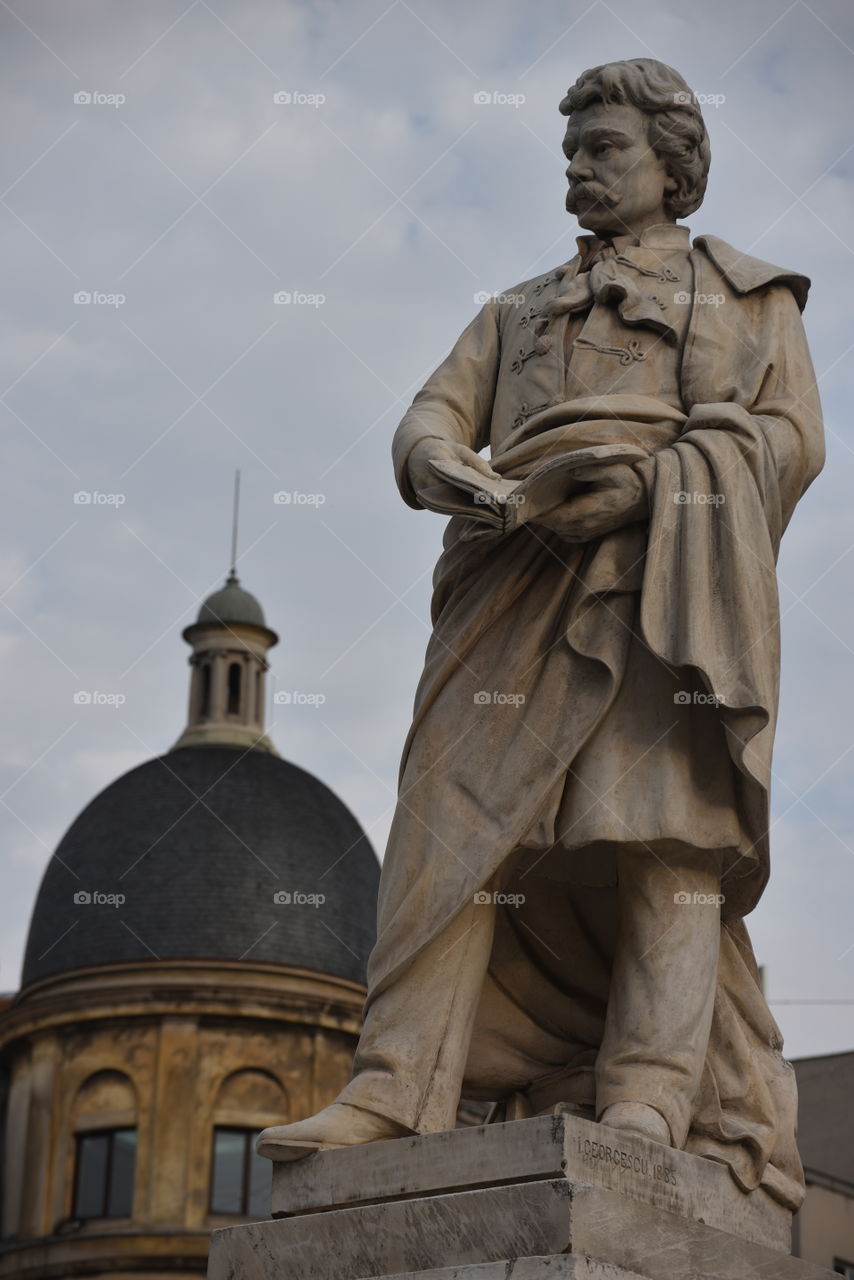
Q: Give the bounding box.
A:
[209,1116,837,1280]
[271,1113,789,1253]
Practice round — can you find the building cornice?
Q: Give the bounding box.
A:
[0,960,366,1051]
[0,1229,210,1278]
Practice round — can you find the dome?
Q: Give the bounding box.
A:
[196,572,267,629]
[21,747,380,991]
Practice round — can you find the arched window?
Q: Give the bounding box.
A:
[71,1071,137,1220]
[209,1070,287,1219]
[200,662,212,718]
[227,662,242,716]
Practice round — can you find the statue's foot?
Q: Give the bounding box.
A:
[599,1102,672,1146]
[256,1102,411,1162]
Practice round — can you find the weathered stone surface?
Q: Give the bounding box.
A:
[271,1113,789,1253]
[363,1261,647,1280]
[210,1181,836,1280]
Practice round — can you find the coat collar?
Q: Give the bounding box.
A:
[693,234,810,311]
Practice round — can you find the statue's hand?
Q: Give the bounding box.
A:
[533,463,648,541]
[407,438,501,501]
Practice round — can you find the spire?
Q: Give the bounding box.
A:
[230,469,240,580]
[172,481,279,755]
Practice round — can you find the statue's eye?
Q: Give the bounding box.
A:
[594,142,613,157]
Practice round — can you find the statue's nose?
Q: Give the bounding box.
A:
[568,158,593,182]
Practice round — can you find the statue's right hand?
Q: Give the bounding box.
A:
[408,438,501,501]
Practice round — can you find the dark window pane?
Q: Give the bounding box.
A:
[107,1129,137,1217]
[227,663,241,714]
[200,664,212,717]
[211,1130,246,1213]
[75,1133,109,1218]
[248,1142,272,1218]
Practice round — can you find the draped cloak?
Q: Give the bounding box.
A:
[372,232,824,1209]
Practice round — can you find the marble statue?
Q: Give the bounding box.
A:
[258,58,824,1211]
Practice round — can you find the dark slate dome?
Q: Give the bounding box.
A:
[196,571,267,628]
[21,747,380,991]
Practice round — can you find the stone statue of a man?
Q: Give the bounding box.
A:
[260,58,823,1211]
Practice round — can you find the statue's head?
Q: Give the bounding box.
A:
[559,59,711,239]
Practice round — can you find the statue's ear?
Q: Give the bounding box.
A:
[663,173,679,195]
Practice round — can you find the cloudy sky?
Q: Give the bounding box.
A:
[2,0,853,1060]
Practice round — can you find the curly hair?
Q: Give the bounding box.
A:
[559,59,711,219]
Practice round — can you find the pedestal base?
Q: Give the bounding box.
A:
[207,1115,833,1280]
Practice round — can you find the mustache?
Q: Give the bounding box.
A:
[565,181,622,213]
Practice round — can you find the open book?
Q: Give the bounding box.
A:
[419,443,648,536]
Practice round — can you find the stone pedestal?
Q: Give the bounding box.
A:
[207,1114,835,1280]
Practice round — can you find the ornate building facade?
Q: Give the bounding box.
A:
[0,573,380,1278]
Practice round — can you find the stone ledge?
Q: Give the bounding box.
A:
[363,1260,647,1280]
[270,1113,788,1253]
[210,1179,837,1280]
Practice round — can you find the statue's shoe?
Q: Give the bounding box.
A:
[599,1101,672,1146]
[256,1102,411,1162]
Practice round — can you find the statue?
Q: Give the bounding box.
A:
[259,58,824,1212]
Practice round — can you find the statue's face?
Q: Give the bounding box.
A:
[562,100,676,239]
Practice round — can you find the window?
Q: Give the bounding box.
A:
[73,1128,136,1219]
[200,663,212,717]
[210,1127,271,1217]
[227,662,241,715]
